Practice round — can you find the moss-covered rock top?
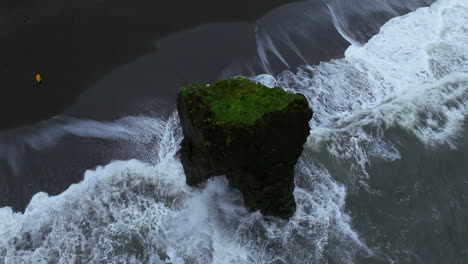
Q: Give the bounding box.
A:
[179,78,306,126]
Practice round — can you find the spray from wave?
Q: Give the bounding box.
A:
[322,0,435,45]
[254,0,468,183]
[0,113,365,263]
[249,0,436,76]
[1,0,467,263]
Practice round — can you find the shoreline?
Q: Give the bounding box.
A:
[0,0,299,130]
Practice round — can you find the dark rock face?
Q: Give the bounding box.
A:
[177,78,312,219]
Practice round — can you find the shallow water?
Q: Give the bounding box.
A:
[1,0,467,263]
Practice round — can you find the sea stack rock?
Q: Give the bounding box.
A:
[177,78,312,219]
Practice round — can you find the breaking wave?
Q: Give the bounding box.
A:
[1,0,467,263]
[254,0,468,182]
[0,114,365,263]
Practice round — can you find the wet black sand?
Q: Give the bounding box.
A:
[2,0,346,212]
[0,0,300,130]
[4,1,466,263]
[0,0,433,216]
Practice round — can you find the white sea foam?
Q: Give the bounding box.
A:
[0,114,364,263]
[254,0,468,179]
[251,0,435,76]
[0,114,178,173]
[1,0,467,263]
[322,0,435,45]
[0,117,133,173]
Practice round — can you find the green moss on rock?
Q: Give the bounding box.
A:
[178,78,305,126]
[177,77,313,218]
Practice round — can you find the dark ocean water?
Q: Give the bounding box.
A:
[2,0,468,263]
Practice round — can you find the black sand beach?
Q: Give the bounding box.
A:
[4,1,468,263]
[3,0,346,212]
[0,0,300,130]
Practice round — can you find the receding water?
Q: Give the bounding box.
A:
[1,0,467,263]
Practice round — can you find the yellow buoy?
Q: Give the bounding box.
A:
[35,74,42,84]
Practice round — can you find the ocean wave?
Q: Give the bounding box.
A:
[254,0,468,179]
[1,0,467,263]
